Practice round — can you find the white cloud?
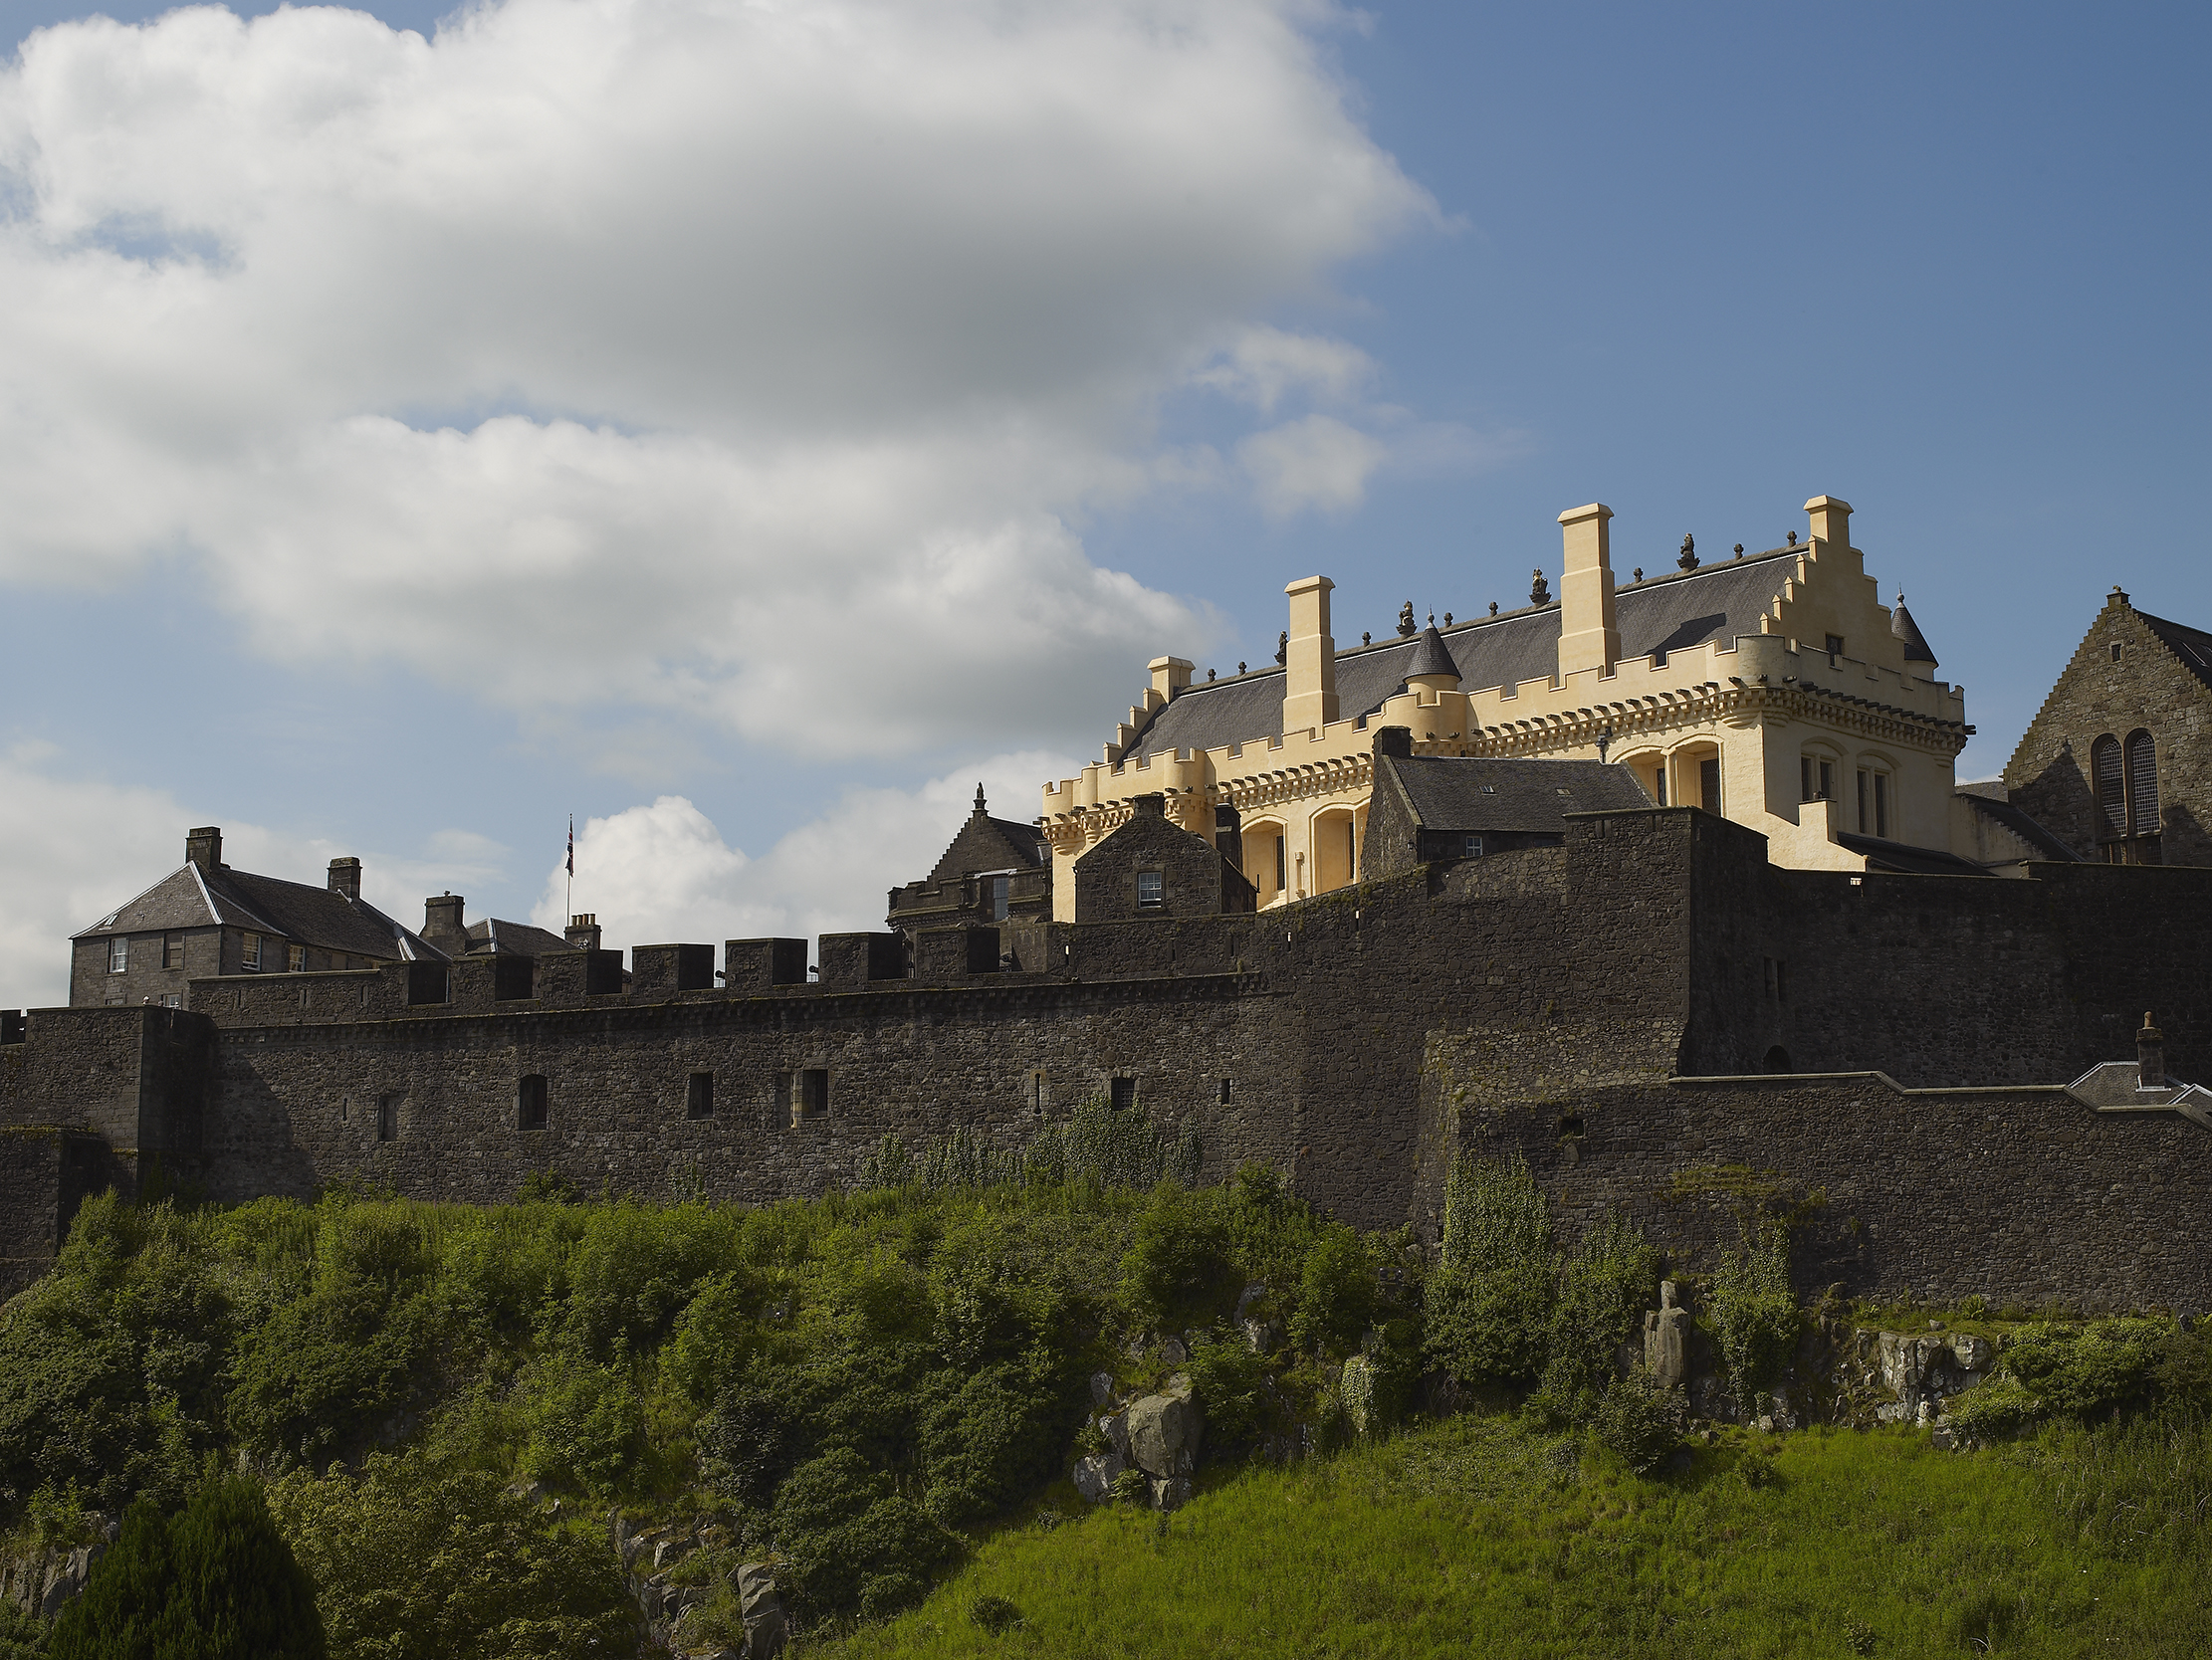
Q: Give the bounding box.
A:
[1192,324,1376,414]
[531,752,1076,949]
[0,742,510,1009]
[1236,413,1389,519]
[0,0,1436,757]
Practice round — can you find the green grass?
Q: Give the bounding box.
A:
[824,1415,2212,1659]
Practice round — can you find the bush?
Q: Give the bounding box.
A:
[1952,1318,2185,1434]
[1120,1186,1231,1327]
[515,1356,644,1495]
[771,1449,957,1620]
[50,1479,325,1660]
[971,1593,1023,1633]
[1424,1154,1555,1387]
[225,1275,440,1466]
[919,1363,1068,1527]
[269,1453,630,1660]
[1533,1215,1659,1423]
[1289,1225,1374,1357]
[1709,1215,1799,1398]
[1188,1330,1273,1453]
[1593,1368,1682,1474]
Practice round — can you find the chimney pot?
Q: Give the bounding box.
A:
[186,827,223,870]
[2138,1012,2167,1090]
[1373,726,1414,759]
[328,857,362,902]
[565,914,603,951]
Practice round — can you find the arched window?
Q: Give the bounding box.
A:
[2125,729,2159,835]
[2092,734,2125,836]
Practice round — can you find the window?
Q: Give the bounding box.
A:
[1461,835,1484,859]
[1137,870,1164,910]
[1029,1070,1047,1116]
[991,875,1010,923]
[518,1075,549,1132]
[1764,957,1788,1000]
[1818,760,1834,800]
[1825,633,1845,667]
[288,944,306,973]
[1802,757,1837,804]
[1217,1078,1232,1105]
[1652,766,1666,807]
[163,933,185,970]
[2125,729,2159,834]
[2110,641,2123,662]
[1699,757,1720,812]
[1874,772,1889,839]
[1274,835,1286,892]
[1857,769,1869,832]
[377,1093,400,1142]
[109,936,128,973]
[686,1072,715,1120]
[2093,734,2125,834]
[785,1068,828,1127]
[241,933,263,971]
[1110,1076,1137,1113]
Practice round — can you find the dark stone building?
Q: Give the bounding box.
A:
[2006,587,2212,866]
[1071,793,1255,922]
[1360,728,1654,878]
[887,786,1052,936]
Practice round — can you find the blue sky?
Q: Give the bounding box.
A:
[1,0,2206,1005]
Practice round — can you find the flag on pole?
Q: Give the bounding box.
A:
[566,816,574,877]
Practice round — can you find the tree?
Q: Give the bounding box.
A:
[49,1479,326,1660]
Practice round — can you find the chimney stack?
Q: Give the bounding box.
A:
[1132,793,1167,819]
[1804,495,1853,552]
[566,914,603,951]
[185,827,223,871]
[1372,726,1414,759]
[328,857,362,903]
[1149,656,1194,706]
[2138,1012,2166,1090]
[1555,505,1620,681]
[422,893,465,949]
[1281,576,1339,734]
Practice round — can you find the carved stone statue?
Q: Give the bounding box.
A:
[1677,532,1698,571]
[1275,630,1288,665]
[1396,601,1416,638]
[1529,569,1550,605]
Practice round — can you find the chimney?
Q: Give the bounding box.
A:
[2138,1012,2166,1090]
[1132,793,1166,819]
[1372,726,1414,759]
[185,827,223,870]
[422,893,465,949]
[566,914,602,951]
[1281,576,1339,734]
[1215,802,1242,869]
[1804,495,1853,552]
[328,857,362,903]
[1149,656,1195,705]
[1555,505,1620,680]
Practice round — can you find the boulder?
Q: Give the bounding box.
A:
[1072,1452,1125,1503]
[1127,1388,1203,1478]
[737,1563,786,1659]
[1149,1476,1193,1513]
[1100,1410,1131,1463]
[1642,1282,1689,1387]
[1160,1337,1188,1365]
[1089,1370,1116,1407]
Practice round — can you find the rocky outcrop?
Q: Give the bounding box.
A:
[2,1517,116,1621]
[1072,1369,1205,1511]
[608,1510,783,1658]
[1642,1282,1689,1387]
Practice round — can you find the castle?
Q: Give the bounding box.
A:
[6,494,2211,1316]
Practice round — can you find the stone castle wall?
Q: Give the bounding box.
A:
[6,805,2212,1307]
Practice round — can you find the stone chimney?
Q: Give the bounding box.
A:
[1372,725,1414,759]
[1131,793,1166,820]
[328,857,362,903]
[2138,1012,2166,1090]
[1149,656,1194,705]
[185,827,223,871]
[1804,495,1853,552]
[1281,576,1339,734]
[422,893,466,951]
[566,914,603,951]
[1555,504,1620,681]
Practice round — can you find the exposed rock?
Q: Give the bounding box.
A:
[1099,1409,1131,1463]
[3,1520,117,1622]
[1127,1388,1204,1478]
[1089,1370,1116,1407]
[1643,1282,1689,1387]
[1160,1337,1188,1365]
[738,1562,787,1659]
[1072,1451,1126,1503]
[1149,1476,1193,1513]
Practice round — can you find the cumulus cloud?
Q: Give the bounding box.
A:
[0,742,512,1009]
[531,752,1077,949]
[0,0,1436,756]
[1236,413,1390,519]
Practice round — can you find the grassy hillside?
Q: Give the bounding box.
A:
[835,1412,2212,1660]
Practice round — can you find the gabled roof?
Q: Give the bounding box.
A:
[924,792,1049,887]
[1381,755,1654,834]
[75,863,442,962]
[464,918,577,958]
[2135,608,2212,693]
[1129,546,1806,762]
[1834,833,1990,877]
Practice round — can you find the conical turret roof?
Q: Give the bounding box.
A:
[1890,593,1937,665]
[1405,624,1459,682]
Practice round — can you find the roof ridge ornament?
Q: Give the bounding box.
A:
[1530,569,1550,605]
[1396,601,1416,638]
[974,783,987,814]
[1677,532,1698,571]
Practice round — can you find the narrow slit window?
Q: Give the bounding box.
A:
[1653,767,1666,807]
[377,1093,400,1142]
[1217,1078,1232,1105]
[518,1074,549,1132]
[686,1072,715,1120]
[1874,772,1889,839]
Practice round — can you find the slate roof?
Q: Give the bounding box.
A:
[1129,545,1835,762]
[2135,608,2212,693]
[1890,595,1937,664]
[1383,756,1655,834]
[1833,834,1989,877]
[76,864,443,961]
[464,918,578,958]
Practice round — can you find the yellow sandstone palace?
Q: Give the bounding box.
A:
[1039,495,2047,915]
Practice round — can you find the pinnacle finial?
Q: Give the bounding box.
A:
[974,783,987,814]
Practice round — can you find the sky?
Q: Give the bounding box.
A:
[1,0,2206,1008]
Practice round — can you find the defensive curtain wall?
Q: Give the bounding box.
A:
[5,806,2212,1310]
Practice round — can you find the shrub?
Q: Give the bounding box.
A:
[1533,1215,1659,1423]
[1120,1186,1232,1327]
[1188,1330,1273,1452]
[1438,1152,1551,1275]
[1290,1225,1375,1357]
[697,1383,797,1509]
[269,1453,630,1660]
[771,1449,957,1620]
[1424,1154,1556,1388]
[1952,1318,2181,1434]
[1593,1368,1682,1474]
[971,1593,1023,1634]
[50,1479,325,1660]
[919,1363,1069,1527]
[1709,1215,1799,1398]
[225,1274,440,1465]
[515,1356,644,1495]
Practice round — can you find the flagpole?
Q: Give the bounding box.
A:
[565,814,573,926]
